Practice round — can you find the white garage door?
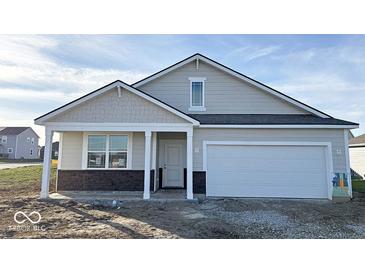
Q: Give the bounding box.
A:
[206,144,329,199]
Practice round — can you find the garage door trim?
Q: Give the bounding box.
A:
[203,141,334,199]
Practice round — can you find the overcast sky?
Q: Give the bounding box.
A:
[0,34,364,144]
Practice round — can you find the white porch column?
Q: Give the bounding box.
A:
[186,129,193,199]
[40,128,53,199]
[144,130,152,199]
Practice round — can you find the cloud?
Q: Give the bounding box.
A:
[227,45,281,62]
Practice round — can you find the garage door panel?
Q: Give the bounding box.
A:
[206,144,329,199]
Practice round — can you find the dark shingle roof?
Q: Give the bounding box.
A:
[0,127,29,135]
[349,134,365,145]
[188,114,358,126]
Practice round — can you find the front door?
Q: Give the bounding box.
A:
[160,140,185,188]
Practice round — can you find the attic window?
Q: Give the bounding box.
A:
[189,77,206,111]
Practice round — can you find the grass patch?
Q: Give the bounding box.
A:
[0,164,57,197]
[352,180,365,193]
[0,159,43,163]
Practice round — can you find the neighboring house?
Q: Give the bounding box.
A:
[349,134,365,179]
[40,141,59,160]
[0,127,40,159]
[35,53,359,200]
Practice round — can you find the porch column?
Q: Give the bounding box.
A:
[186,129,193,199]
[143,130,152,199]
[40,128,53,199]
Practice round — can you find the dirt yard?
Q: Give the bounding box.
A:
[1,166,365,239]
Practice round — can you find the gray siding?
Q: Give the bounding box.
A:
[15,128,39,159]
[49,87,186,123]
[0,129,38,159]
[0,135,17,159]
[138,60,309,115]
[193,128,346,173]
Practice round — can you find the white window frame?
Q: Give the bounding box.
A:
[7,148,13,153]
[189,77,206,111]
[31,137,35,144]
[26,137,30,142]
[82,132,133,170]
[1,136,7,144]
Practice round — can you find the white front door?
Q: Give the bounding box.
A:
[160,140,185,188]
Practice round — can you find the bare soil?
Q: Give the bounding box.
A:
[1,166,365,239]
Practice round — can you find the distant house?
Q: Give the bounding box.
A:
[0,127,40,159]
[349,134,365,179]
[40,141,59,160]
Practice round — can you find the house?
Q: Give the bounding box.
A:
[40,141,59,160]
[34,53,359,200]
[349,134,365,179]
[0,127,40,159]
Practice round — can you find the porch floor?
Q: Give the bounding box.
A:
[49,189,199,203]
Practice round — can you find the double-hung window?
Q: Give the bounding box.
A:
[1,136,7,143]
[87,135,129,169]
[189,77,206,111]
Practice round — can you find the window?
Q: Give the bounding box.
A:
[87,135,106,168]
[26,137,30,142]
[1,136,7,143]
[30,149,33,155]
[8,148,13,153]
[31,137,35,144]
[189,77,206,111]
[87,135,128,169]
[108,135,128,168]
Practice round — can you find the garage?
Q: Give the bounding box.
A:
[204,142,331,199]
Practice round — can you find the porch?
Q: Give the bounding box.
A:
[49,189,200,203]
[40,124,195,200]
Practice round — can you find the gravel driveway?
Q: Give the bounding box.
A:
[1,197,365,238]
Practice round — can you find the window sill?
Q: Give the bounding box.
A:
[189,106,206,112]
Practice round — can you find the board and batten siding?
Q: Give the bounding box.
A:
[350,147,365,178]
[59,132,146,170]
[48,87,186,123]
[193,128,346,173]
[138,60,309,115]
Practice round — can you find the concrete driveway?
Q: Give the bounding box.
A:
[0,162,42,170]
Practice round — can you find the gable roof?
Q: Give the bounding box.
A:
[34,80,199,125]
[189,114,357,127]
[132,53,331,118]
[0,127,30,135]
[349,134,365,146]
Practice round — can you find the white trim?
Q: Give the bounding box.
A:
[133,54,330,118]
[202,140,334,200]
[7,147,13,153]
[58,132,63,170]
[82,132,133,170]
[344,129,352,198]
[189,77,206,111]
[45,123,194,133]
[186,129,193,199]
[144,130,152,199]
[151,132,157,191]
[199,124,358,129]
[35,81,199,125]
[40,128,53,199]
